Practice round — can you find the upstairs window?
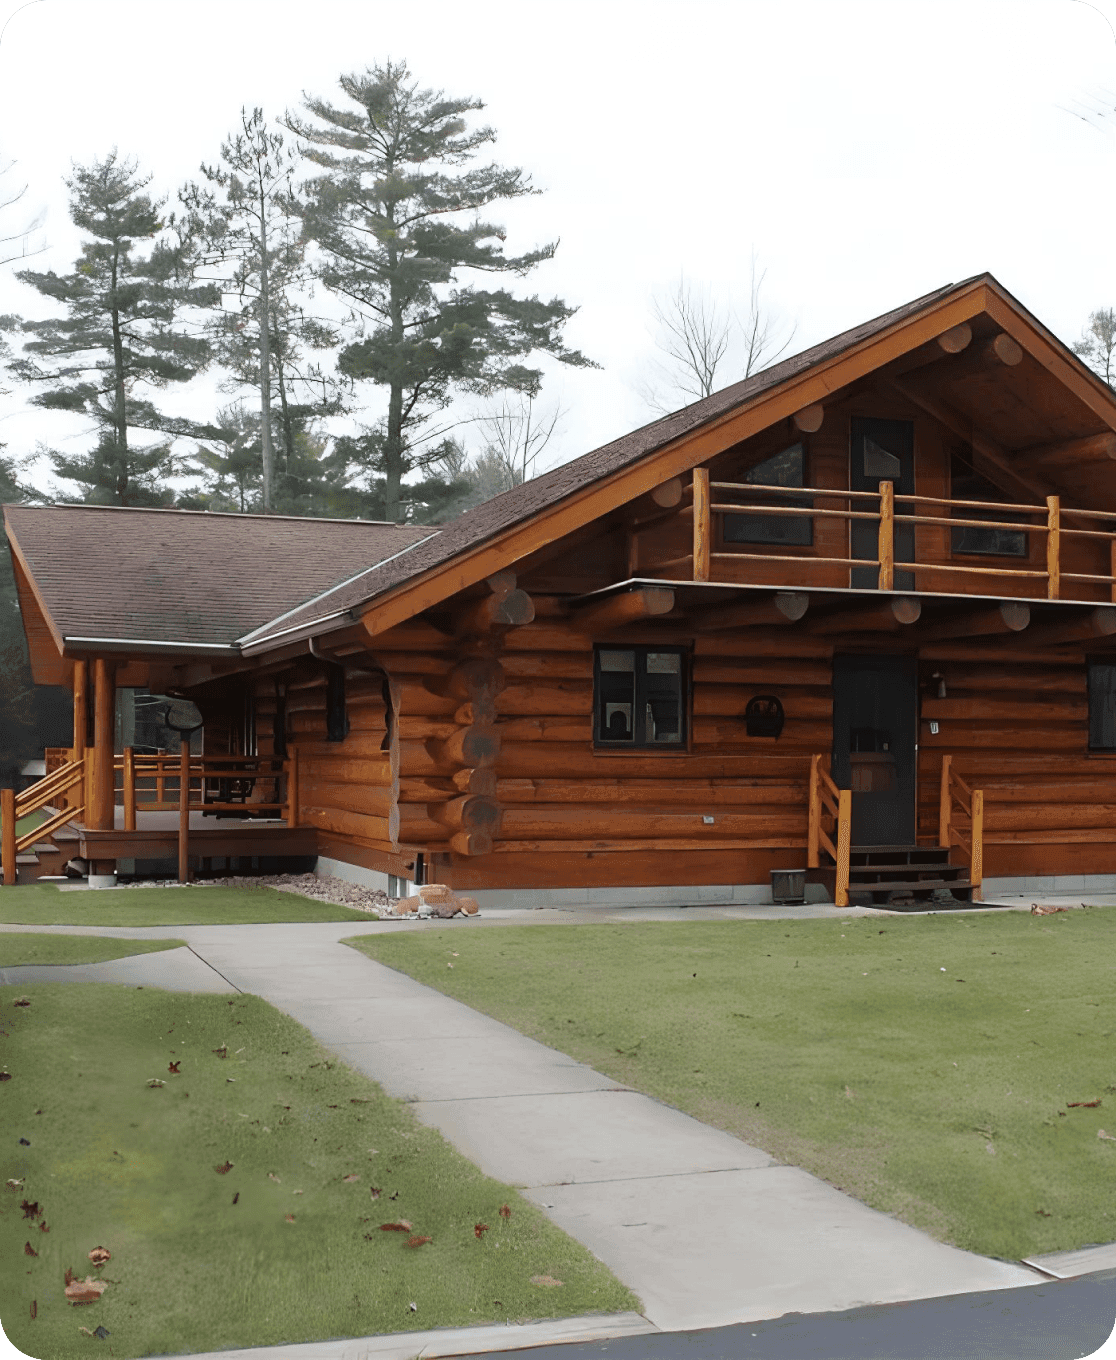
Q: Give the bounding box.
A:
[722,443,813,546]
[595,646,687,748]
[1088,662,1116,751]
[950,451,1028,557]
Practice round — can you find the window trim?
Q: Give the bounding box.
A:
[1087,659,1116,753]
[593,644,690,750]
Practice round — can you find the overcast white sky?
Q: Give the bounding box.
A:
[3,0,1116,498]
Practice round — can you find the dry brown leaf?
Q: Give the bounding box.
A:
[168,1061,181,1074]
[65,1275,107,1305]
[29,1300,36,1320]
[342,1173,360,1183]
[370,1187,382,1199]
[24,1242,37,1257]
[13,997,30,1007]
[215,1161,234,1175]
[1031,904,1067,915]
[284,1214,296,1223]
[1068,1099,1101,1108]
[499,1204,511,1220]
[145,1078,165,1088]
[405,1235,432,1248]
[232,1192,239,1204]
[212,1045,228,1058]
[530,1275,563,1287]
[380,1220,412,1232]
[268,1173,281,1183]
[87,1247,110,1267]
[0,1071,12,1082]
[6,1178,23,1190]
[39,1222,49,1233]
[21,1200,41,1220]
[475,1222,489,1238]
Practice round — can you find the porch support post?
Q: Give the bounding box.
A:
[834,788,852,908]
[939,755,952,849]
[72,659,88,761]
[1047,495,1060,600]
[970,789,984,901]
[2,787,15,887]
[88,658,115,831]
[123,747,136,832]
[178,742,191,884]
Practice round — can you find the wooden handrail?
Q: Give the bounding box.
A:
[807,754,852,906]
[939,755,984,900]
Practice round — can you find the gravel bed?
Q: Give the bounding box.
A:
[115,872,391,915]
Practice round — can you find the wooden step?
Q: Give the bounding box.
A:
[846,877,971,893]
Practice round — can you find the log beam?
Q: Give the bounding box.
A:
[429,725,501,770]
[691,591,809,633]
[1017,605,1116,649]
[793,404,825,434]
[810,596,921,634]
[936,322,972,355]
[569,586,676,633]
[430,794,502,836]
[913,600,1031,643]
[1015,431,1116,470]
[428,657,506,705]
[452,587,535,636]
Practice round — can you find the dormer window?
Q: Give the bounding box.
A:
[722,443,813,546]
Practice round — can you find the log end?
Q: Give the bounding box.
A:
[991,333,1024,367]
[774,591,810,622]
[1000,601,1031,632]
[650,477,683,509]
[891,596,922,625]
[792,403,825,434]
[449,830,492,857]
[937,322,972,355]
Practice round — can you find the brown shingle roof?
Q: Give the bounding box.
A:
[3,504,436,650]
[242,276,974,646]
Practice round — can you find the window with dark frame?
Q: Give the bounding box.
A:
[594,646,687,748]
[950,450,1028,557]
[325,663,349,743]
[1088,661,1116,751]
[722,443,813,546]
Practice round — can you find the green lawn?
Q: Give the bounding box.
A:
[348,909,1116,1261]
[0,983,638,1359]
[0,933,186,967]
[0,883,375,926]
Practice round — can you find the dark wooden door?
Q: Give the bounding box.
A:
[850,417,915,590]
[832,654,918,846]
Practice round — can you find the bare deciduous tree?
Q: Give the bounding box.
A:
[473,394,562,489]
[639,254,796,415]
[1073,307,1116,387]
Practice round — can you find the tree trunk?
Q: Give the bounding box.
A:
[276,356,295,495]
[109,243,129,502]
[258,198,274,514]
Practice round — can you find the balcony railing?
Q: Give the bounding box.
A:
[669,469,1116,601]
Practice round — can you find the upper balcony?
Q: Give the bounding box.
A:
[641,470,1116,607]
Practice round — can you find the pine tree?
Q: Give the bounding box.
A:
[285,61,594,521]
[182,109,341,513]
[13,153,216,505]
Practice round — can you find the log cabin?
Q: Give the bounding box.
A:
[7,272,1116,909]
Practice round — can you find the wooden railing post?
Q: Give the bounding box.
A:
[285,748,299,828]
[123,747,136,832]
[72,659,87,761]
[939,754,952,849]
[835,788,852,908]
[1,787,15,887]
[177,743,191,884]
[877,479,894,591]
[970,789,984,901]
[693,467,711,582]
[807,754,821,869]
[1047,495,1060,600]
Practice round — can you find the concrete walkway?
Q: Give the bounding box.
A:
[1,915,1046,1337]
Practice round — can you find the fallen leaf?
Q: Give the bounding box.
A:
[1098,1129,1116,1141]
[39,1222,49,1233]
[6,1179,23,1190]
[530,1274,563,1287]
[408,1302,417,1312]
[1036,1208,1052,1217]
[349,1097,371,1104]
[370,1187,382,1200]
[499,1204,511,1220]
[293,1189,303,1195]
[232,1192,239,1204]
[87,1247,110,1267]
[29,1300,36,1320]
[1068,1099,1102,1108]
[20,1201,41,1221]
[24,1242,37,1257]
[1031,904,1067,915]
[0,1071,11,1081]
[212,1045,228,1058]
[474,1223,489,1238]
[145,1078,165,1088]
[215,1161,234,1175]
[342,1173,360,1183]
[268,1173,281,1183]
[844,1085,856,1100]
[380,1220,412,1232]
[285,1214,295,1223]
[65,1275,108,1305]
[19,1137,29,1145]
[405,1235,432,1248]
[13,998,30,1007]
[79,1326,94,1336]
[168,1061,180,1074]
